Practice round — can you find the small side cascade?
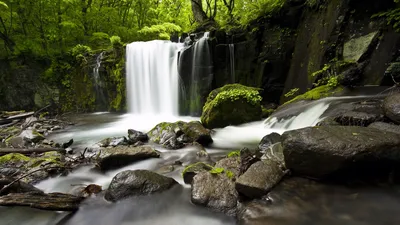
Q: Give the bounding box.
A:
[93,51,104,83]
[93,51,107,110]
[178,32,213,116]
[229,44,235,83]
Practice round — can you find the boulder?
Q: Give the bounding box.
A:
[239,148,261,175]
[200,84,262,129]
[97,145,160,171]
[191,171,238,216]
[383,93,400,123]
[215,156,241,178]
[0,177,43,195]
[334,111,383,126]
[98,137,128,147]
[148,121,212,149]
[105,170,178,202]
[19,129,45,144]
[282,126,400,180]
[258,133,282,152]
[368,122,400,135]
[182,162,213,184]
[343,31,378,62]
[127,129,148,144]
[235,160,285,198]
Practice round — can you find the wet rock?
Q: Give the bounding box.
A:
[368,122,400,135]
[215,156,241,178]
[127,129,148,144]
[315,117,340,126]
[239,148,261,175]
[383,93,400,123]
[65,147,73,154]
[0,177,43,195]
[343,31,378,62]
[282,126,400,180]
[97,145,160,171]
[201,84,262,129]
[334,111,383,126]
[191,172,238,216]
[105,170,178,201]
[182,162,213,184]
[98,137,129,147]
[258,133,282,152]
[61,139,74,149]
[20,129,45,144]
[148,121,212,149]
[6,136,25,148]
[236,160,285,199]
[0,153,30,168]
[155,165,176,174]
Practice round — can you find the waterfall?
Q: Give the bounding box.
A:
[229,44,235,83]
[126,40,183,115]
[93,51,104,82]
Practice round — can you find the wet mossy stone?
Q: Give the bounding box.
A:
[148,121,212,149]
[383,93,400,123]
[182,162,213,184]
[201,84,262,129]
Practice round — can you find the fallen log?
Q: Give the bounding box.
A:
[0,148,66,156]
[0,118,13,126]
[0,120,20,128]
[0,192,84,211]
[7,112,34,120]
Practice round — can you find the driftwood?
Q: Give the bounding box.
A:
[6,112,34,120]
[0,118,12,126]
[0,119,19,128]
[0,192,84,211]
[0,148,66,156]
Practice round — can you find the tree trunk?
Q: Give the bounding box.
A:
[191,0,208,24]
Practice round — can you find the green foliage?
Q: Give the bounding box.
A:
[210,167,225,174]
[0,153,30,165]
[225,170,235,179]
[138,23,182,41]
[227,150,240,158]
[71,44,91,58]
[372,7,400,31]
[89,32,111,49]
[110,36,122,48]
[284,85,343,105]
[284,88,300,98]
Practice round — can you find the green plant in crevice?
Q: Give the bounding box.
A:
[227,150,240,158]
[372,6,400,32]
[284,88,300,98]
[210,167,224,174]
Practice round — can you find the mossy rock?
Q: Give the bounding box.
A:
[284,85,343,106]
[0,153,30,167]
[182,162,213,184]
[148,121,212,149]
[201,84,263,129]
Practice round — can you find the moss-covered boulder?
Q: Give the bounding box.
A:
[200,84,263,129]
[148,121,212,149]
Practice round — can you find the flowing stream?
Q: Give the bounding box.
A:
[2,39,400,224]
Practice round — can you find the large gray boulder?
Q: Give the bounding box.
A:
[258,133,282,152]
[235,160,285,199]
[383,93,400,123]
[97,145,160,171]
[127,129,148,144]
[282,126,400,179]
[191,172,238,216]
[148,121,212,149]
[368,122,400,135]
[105,170,177,201]
[215,156,241,178]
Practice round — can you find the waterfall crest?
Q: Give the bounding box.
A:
[126,40,183,115]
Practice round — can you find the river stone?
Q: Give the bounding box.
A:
[105,170,178,202]
[98,136,128,147]
[20,129,45,144]
[334,111,383,126]
[368,122,400,135]
[236,160,285,198]
[97,145,160,171]
[127,129,148,144]
[0,177,43,195]
[191,172,238,216]
[383,93,400,123]
[215,156,241,178]
[148,121,213,149]
[258,133,282,152]
[182,162,213,184]
[282,126,400,179]
[239,148,261,175]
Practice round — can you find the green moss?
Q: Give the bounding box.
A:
[201,84,263,128]
[27,151,63,168]
[262,107,275,118]
[225,170,235,179]
[0,153,30,165]
[227,150,240,158]
[182,162,213,177]
[284,85,343,105]
[209,167,224,174]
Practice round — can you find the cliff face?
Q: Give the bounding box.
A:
[187,0,399,107]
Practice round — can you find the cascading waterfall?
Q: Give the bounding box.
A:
[93,51,104,82]
[93,51,107,109]
[126,41,183,115]
[229,44,235,83]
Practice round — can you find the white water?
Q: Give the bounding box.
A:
[93,51,104,82]
[126,41,183,115]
